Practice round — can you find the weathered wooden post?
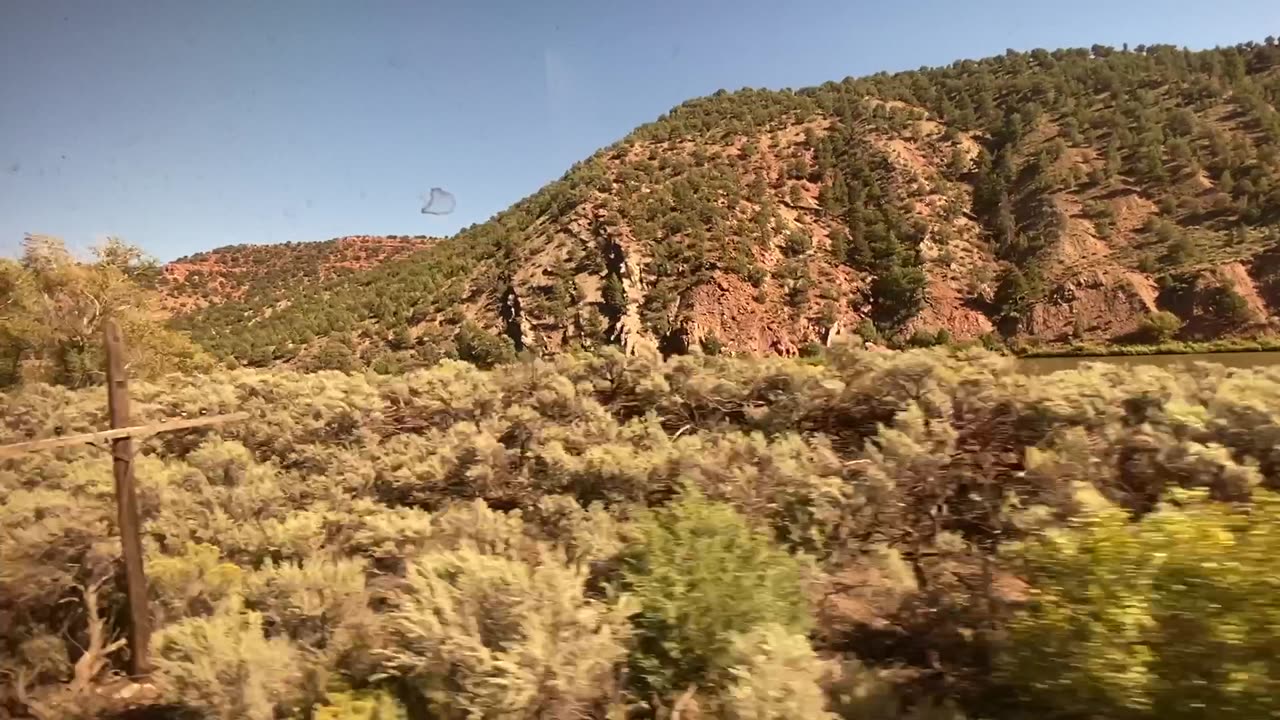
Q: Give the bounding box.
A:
[103,318,151,677]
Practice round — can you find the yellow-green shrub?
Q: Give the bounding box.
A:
[1002,489,1280,719]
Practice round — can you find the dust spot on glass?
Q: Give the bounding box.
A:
[7,162,19,174]
[421,187,456,215]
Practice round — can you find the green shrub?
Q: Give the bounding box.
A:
[855,318,880,343]
[151,603,303,720]
[7,345,1280,719]
[380,506,629,719]
[721,624,835,719]
[304,684,406,720]
[801,341,826,358]
[1211,286,1256,324]
[784,229,814,257]
[454,321,516,368]
[702,332,724,356]
[300,339,359,373]
[622,488,811,702]
[908,327,948,348]
[1140,310,1183,342]
[1164,232,1200,266]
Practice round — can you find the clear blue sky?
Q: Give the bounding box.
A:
[1,0,1275,261]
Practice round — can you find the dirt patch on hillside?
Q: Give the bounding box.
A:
[916,279,994,340]
[1108,191,1159,238]
[1218,261,1271,320]
[1026,269,1158,341]
[684,273,846,355]
[1047,194,1113,275]
[1156,262,1272,338]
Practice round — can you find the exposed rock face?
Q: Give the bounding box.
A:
[1025,270,1159,341]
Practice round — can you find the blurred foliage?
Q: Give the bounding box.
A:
[150,601,303,720]
[1003,488,1280,719]
[379,501,629,719]
[303,683,406,720]
[3,348,1280,718]
[720,623,834,720]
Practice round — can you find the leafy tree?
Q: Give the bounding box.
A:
[602,272,627,318]
[1,235,212,387]
[454,321,516,368]
[828,227,850,262]
[870,264,927,331]
[820,175,850,215]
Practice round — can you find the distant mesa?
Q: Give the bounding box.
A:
[159,234,440,313]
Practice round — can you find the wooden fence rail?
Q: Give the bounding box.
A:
[0,413,250,459]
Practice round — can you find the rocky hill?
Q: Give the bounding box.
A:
[160,235,439,313]
[171,40,1280,369]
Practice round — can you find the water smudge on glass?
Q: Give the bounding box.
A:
[421,187,456,215]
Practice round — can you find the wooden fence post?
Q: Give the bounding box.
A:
[104,318,151,677]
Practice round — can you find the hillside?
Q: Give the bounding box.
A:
[172,40,1280,369]
[159,234,440,313]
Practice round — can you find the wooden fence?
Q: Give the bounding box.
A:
[0,319,245,677]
